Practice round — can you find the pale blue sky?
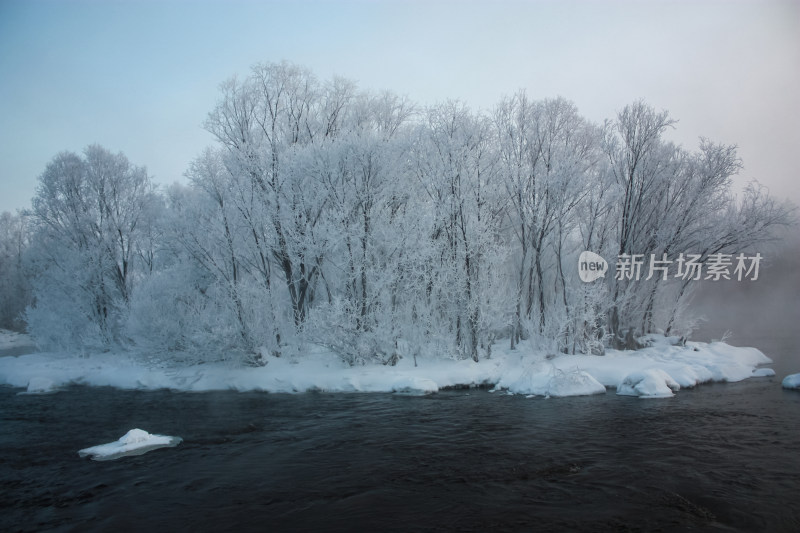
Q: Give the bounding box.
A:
[1,0,798,213]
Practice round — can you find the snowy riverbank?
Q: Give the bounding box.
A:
[0,332,779,398]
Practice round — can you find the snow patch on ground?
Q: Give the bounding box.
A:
[782,373,800,390]
[617,369,681,398]
[0,330,776,399]
[78,429,183,461]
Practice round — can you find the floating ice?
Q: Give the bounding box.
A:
[78,429,182,461]
[751,368,775,378]
[782,373,800,390]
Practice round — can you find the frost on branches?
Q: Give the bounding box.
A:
[15,62,793,364]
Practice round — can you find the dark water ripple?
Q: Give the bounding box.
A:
[1,361,799,532]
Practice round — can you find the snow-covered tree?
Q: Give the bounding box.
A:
[26,146,153,349]
[21,60,794,363]
[603,102,794,343]
[495,93,600,348]
[0,211,31,330]
[204,62,354,329]
[411,101,506,361]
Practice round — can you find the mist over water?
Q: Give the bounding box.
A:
[691,230,800,376]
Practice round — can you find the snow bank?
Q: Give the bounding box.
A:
[78,429,182,461]
[0,337,775,400]
[617,369,680,398]
[21,377,58,394]
[498,362,606,397]
[782,373,800,390]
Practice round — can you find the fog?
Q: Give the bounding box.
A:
[692,226,800,374]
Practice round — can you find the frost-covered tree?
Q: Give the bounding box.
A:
[495,93,600,348]
[412,101,506,361]
[26,146,153,349]
[204,61,354,329]
[126,181,255,361]
[603,101,678,345]
[0,211,31,330]
[301,95,416,361]
[21,60,794,362]
[571,155,617,355]
[603,102,794,344]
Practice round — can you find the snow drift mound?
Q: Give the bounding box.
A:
[78,429,183,461]
[501,363,606,397]
[21,377,58,394]
[543,368,606,397]
[617,369,680,398]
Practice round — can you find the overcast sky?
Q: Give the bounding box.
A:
[1,0,798,214]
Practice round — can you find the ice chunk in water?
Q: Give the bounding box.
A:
[78,429,182,461]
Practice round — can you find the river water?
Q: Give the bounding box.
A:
[2,337,799,532]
